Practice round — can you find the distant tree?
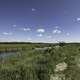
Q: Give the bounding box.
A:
[58,41,66,47]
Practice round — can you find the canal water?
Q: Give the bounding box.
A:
[0,52,20,58]
[0,47,53,58]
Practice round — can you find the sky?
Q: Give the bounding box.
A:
[0,0,80,43]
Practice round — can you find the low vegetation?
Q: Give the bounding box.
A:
[0,42,80,80]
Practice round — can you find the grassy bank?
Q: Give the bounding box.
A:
[0,42,54,52]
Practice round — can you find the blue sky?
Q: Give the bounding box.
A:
[0,0,80,42]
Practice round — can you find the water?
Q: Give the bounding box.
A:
[0,47,52,58]
[0,52,19,58]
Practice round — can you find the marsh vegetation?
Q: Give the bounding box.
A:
[0,42,80,80]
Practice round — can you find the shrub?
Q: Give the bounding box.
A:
[58,42,66,47]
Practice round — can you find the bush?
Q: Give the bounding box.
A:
[58,42,66,47]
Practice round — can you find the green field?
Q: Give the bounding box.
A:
[0,42,80,80]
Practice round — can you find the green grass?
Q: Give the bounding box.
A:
[0,43,80,80]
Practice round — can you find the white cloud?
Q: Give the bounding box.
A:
[77,18,80,21]
[52,29,61,34]
[37,34,43,37]
[2,32,12,35]
[32,8,36,11]
[12,25,16,27]
[52,26,62,34]
[37,28,45,33]
[66,33,70,36]
[22,28,31,31]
